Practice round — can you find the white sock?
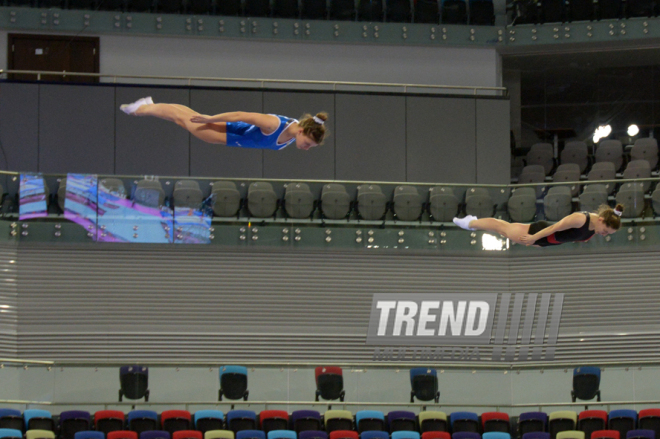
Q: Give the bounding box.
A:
[120,97,153,115]
[453,215,478,231]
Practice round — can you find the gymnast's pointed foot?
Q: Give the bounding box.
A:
[453,215,478,231]
[120,96,154,115]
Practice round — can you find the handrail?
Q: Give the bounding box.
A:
[0,169,656,189]
[0,70,508,96]
[4,399,660,410]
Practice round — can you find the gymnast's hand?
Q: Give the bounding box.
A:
[519,234,537,246]
[190,115,214,124]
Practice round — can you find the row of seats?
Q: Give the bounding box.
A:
[3,0,495,25]
[523,138,659,177]
[4,409,660,438]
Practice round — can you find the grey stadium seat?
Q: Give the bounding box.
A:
[651,185,660,217]
[393,185,423,221]
[595,139,624,171]
[587,161,617,195]
[579,184,609,213]
[507,187,536,222]
[526,143,555,175]
[211,181,241,217]
[57,177,67,212]
[100,178,127,196]
[518,165,546,198]
[465,187,494,218]
[616,182,645,218]
[357,184,387,220]
[622,159,652,193]
[134,179,165,208]
[247,182,278,218]
[284,182,315,219]
[544,186,572,221]
[561,140,589,174]
[552,163,581,196]
[320,184,351,220]
[631,138,658,170]
[173,180,204,209]
[429,186,459,222]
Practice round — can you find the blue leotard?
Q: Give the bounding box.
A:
[225,115,298,150]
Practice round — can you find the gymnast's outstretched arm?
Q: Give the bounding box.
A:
[190,111,280,130]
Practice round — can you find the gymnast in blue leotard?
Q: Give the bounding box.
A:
[120,97,327,151]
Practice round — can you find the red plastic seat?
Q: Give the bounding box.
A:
[259,411,289,434]
[591,430,620,439]
[422,433,451,439]
[329,432,358,439]
[94,411,126,434]
[107,431,138,439]
[172,431,203,439]
[482,413,510,433]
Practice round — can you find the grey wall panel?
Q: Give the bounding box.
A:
[406,97,477,183]
[335,94,407,182]
[115,87,191,176]
[0,245,18,358]
[476,99,511,184]
[262,91,336,180]
[189,89,264,178]
[38,84,115,174]
[0,83,39,173]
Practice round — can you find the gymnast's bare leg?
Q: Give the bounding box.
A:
[121,98,227,145]
[453,216,530,245]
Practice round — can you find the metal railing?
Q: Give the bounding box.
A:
[0,69,508,96]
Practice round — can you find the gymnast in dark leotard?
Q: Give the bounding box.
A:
[120,97,327,151]
[453,204,624,246]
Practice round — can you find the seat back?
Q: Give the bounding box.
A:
[174,180,203,209]
[482,413,510,433]
[508,187,537,222]
[133,180,165,208]
[357,184,387,220]
[391,433,420,439]
[212,181,241,217]
[595,140,624,171]
[356,411,386,433]
[173,432,203,439]
[25,410,53,432]
[227,411,257,433]
[615,183,645,218]
[0,410,23,432]
[127,411,158,434]
[591,431,620,439]
[26,431,55,439]
[623,160,652,192]
[284,182,315,219]
[0,430,22,439]
[291,411,321,433]
[557,432,585,439]
[561,141,589,173]
[527,143,555,175]
[519,413,548,436]
[418,412,447,433]
[450,413,479,433]
[140,432,170,439]
[410,368,438,402]
[266,431,296,439]
[608,410,638,439]
[60,412,91,439]
[120,366,149,401]
[429,186,459,222]
[236,432,266,439]
[626,431,654,439]
[260,412,289,435]
[247,182,278,218]
[329,432,358,439]
[315,367,344,401]
[321,184,351,220]
[108,432,139,439]
[573,367,601,401]
[325,412,353,433]
[388,412,416,433]
[393,186,422,221]
[587,162,616,194]
[220,366,249,401]
[639,410,660,439]
[578,411,607,439]
[631,138,658,169]
[544,186,572,221]
[162,411,192,435]
[579,185,608,213]
[205,432,234,439]
[299,432,327,439]
[194,410,225,433]
[549,412,578,439]
[553,163,581,196]
[465,188,494,218]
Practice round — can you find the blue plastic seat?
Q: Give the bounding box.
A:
[0,429,23,439]
[267,431,297,439]
[450,414,479,434]
[361,433,389,439]
[194,411,225,433]
[410,368,439,403]
[387,412,416,433]
[483,434,510,439]
[299,432,327,439]
[140,432,170,439]
[519,414,549,436]
[60,411,91,439]
[572,367,601,402]
[24,410,53,431]
[357,413,386,434]
[0,410,23,432]
[119,366,149,402]
[627,431,654,439]
[392,433,419,439]
[75,432,105,439]
[220,366,249,401]
[609,411,638,439]
[236,432,265,439]
[127,411,158,435]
